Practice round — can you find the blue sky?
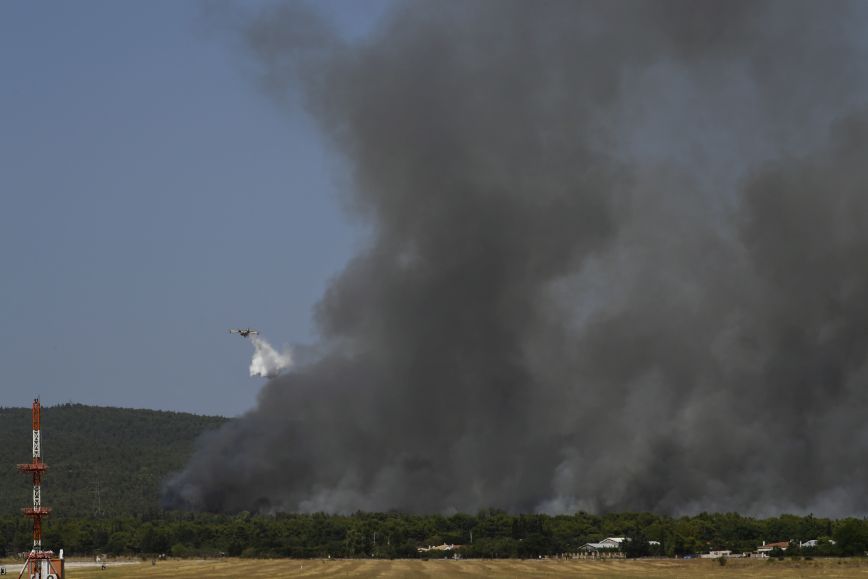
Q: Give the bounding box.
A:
[0,1,391,415]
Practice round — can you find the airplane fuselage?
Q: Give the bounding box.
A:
[229,328,258,338]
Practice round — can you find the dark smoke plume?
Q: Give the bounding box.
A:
[165,1,868,515]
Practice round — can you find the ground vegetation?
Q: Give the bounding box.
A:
[0,511,863,560]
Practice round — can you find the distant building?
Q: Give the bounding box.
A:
[579,537,627,551]
[578,537,662,552]
[579,542,614,552]
[799,539,835,548]
[755,541,790,556]
[700,550,732,559]
[577,537,627,559]
[417,543,462,553]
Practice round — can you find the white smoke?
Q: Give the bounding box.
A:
[248,335,293,378]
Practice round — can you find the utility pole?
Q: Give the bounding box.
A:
[93,476,104,517]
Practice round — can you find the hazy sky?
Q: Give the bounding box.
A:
[0,1,391,416]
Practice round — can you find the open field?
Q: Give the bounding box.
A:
[0,557,857,578]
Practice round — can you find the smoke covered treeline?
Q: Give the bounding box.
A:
[166,1,868,515]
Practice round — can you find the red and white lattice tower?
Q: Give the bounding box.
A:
[16,399,62,579]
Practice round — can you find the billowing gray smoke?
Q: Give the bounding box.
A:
[165,1,868,516]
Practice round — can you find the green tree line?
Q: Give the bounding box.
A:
[1,511,866,559]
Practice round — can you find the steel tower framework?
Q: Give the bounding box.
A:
[16,399,61,579]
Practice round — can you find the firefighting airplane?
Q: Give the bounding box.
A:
[228,328,259,338]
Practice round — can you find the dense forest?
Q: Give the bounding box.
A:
[1,511,867,559]
[0,404,227,517]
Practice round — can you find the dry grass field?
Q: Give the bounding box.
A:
[2,557,856,578]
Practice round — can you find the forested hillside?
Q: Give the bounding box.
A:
[3,406,868,560]
[0,404,227,517]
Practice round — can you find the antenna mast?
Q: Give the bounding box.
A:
[17,399,63,579]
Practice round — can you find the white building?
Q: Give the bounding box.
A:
[417,543,462,553]
[700,550,732,559]
[579,537,625,551]
[799,539,835,548]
